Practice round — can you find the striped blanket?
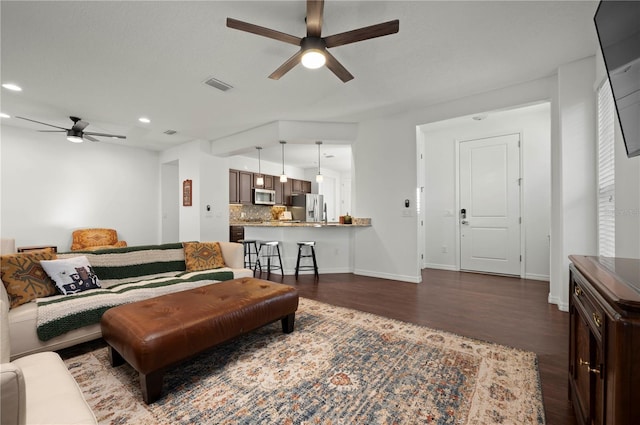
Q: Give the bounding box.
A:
[36,269,239,341]
[37,242,243,341]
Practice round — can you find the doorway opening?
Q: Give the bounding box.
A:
[417,102,551,281]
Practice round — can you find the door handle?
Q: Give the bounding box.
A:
[461,220,468,225]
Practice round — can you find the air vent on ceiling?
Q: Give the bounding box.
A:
[204,77,233,92]
[163,129,177,135]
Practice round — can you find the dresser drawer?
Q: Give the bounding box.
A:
[572,273,606,340]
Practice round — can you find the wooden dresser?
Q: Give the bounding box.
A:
[568,255,640,425]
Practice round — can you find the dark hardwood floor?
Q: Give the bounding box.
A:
[264,268,576,425]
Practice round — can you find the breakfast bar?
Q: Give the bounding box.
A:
[236,220,371,275]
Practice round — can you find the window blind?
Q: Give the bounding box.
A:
[597,80,615,257]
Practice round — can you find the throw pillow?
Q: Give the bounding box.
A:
[183,242,226,272]
[40,256,101,295]
[1,249,58,309]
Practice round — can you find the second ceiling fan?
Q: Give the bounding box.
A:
[227,0,399,83]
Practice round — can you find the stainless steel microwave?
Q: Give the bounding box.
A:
[253,188,276,205]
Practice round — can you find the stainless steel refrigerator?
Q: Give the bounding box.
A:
[290,193,324,222]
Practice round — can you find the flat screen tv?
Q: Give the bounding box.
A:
[594,0,640,158]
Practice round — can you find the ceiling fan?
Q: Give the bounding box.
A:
[227,0,399,82]
[15,116,126,143]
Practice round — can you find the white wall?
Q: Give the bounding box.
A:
[549,56,598,311]
[161,161,179,243]
[199,154,232,242]
[228,156,305,180]
[353,76,558,284]
[420,103,551,280]
[159,140,230,243]
[0,125,160,251]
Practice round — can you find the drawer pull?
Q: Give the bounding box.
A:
[579,358,601,374]
[593,312,602,328]
[574,286,582,296]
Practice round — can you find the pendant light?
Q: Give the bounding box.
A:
[255,146,264,186]
[279,140,288,182]
[315,141,324,183]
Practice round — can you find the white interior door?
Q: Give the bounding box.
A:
[459,134,521,275]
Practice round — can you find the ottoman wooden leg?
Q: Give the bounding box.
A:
[108,346,125,367]
[281,313,295,334]
[140,370,164,404]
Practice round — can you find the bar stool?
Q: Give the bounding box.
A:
[295,241,318,279]
[238,239,259,270]
[255,240,283,278]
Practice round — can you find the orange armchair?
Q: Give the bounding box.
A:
[70,228,127,251]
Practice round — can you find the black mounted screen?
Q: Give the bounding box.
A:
[594,0,640,158]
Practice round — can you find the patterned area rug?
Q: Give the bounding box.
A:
[64,298,545,424]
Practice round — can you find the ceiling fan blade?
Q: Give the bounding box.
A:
[324,19,399,48]
[37,130,66,133]
[269,50,304,80]
[84,131,126,139]
[306,0,324,37]
[15,116,68,131]
[71,120,90,132]
[227,18,301,46]
[84,135,100,142]
[324,50,354,83]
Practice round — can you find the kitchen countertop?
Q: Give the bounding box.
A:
[230,220,371,227]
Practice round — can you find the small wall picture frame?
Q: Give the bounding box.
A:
[183,179,192,206]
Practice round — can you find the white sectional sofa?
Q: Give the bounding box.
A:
[3,241,253,360]
[1,283,97,425]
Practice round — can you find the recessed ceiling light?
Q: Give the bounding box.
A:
[2,83,22,92]
[138,117,150,124]
[0,113,10,118]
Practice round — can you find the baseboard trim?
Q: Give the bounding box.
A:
[354,269,421,284]
[423,263,458,271]
[548,294,569,312]
[525,273,550,282]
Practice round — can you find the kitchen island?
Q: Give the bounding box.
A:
[234,220,371,276]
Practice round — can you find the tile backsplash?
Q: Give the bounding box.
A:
[229,204,286,222]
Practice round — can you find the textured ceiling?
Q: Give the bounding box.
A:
[1,0,599,168]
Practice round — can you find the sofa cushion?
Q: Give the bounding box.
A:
[183,242,225,271]
[1,250,58,309]
[40,256,101,295]
[13,352,97,424]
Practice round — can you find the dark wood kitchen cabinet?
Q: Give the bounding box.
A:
[274,180,284,205]
[283,179,293,205]
[229,169,253,204]
[229,170,239,203]
[253,173,274,190]
[568,255,640,425]
[229,226,244,243]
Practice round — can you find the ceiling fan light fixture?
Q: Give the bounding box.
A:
[66,129,84,143]
[67,136,84,143]
[302,49,326,69]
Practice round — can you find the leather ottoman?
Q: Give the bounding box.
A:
[100,277,299,403]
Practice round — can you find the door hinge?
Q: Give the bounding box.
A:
[421,254,424,260]
[519,217,522,224]
[421,220,424,226]
[520,255,522,262]
[518,140,521,148]
[517,178,522,186]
